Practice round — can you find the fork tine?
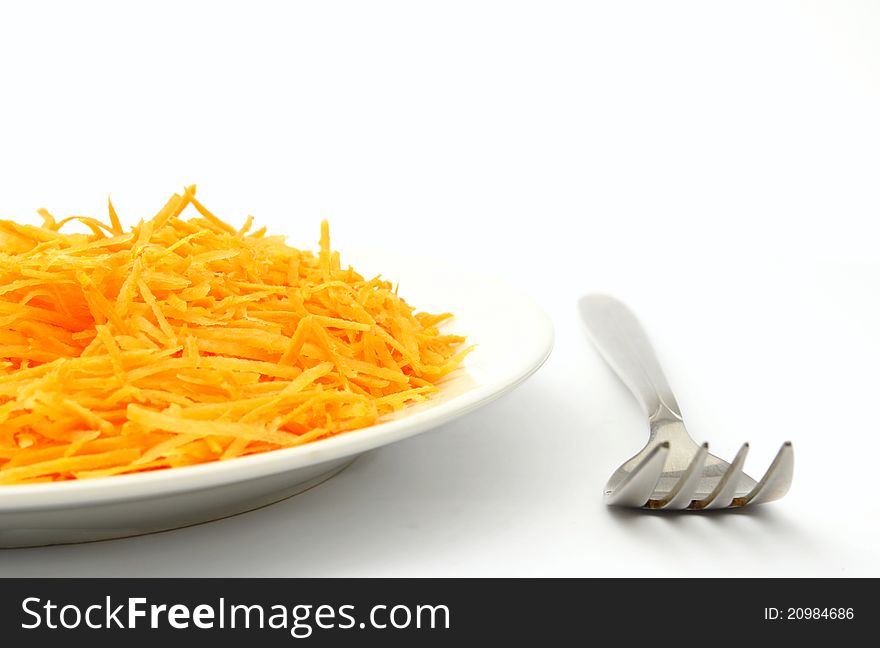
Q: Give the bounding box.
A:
[605,442,669,507]
[733,442,794,507]
[655,443,708,509]
[696,443,749,510]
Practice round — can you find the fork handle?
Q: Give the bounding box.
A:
[579,295,682,421]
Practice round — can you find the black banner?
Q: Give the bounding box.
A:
[0,579,868,644]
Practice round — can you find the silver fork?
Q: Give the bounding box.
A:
[579,294,793,510]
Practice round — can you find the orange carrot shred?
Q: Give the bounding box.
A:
[0,187,470,484]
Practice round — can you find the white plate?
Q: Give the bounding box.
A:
[0,252,553,547]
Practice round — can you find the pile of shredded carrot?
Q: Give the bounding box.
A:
[0,186,469,484]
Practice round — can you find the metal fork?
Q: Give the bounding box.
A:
[579,294,793,510]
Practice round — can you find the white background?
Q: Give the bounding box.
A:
[1,0,878,576]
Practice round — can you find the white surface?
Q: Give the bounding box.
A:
[0,0,878,575]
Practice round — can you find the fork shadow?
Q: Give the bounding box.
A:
[605,497,807,537]
[602,497,826,575]
[606,503,774,521]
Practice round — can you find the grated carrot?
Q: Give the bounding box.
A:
[0,186,470,484]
